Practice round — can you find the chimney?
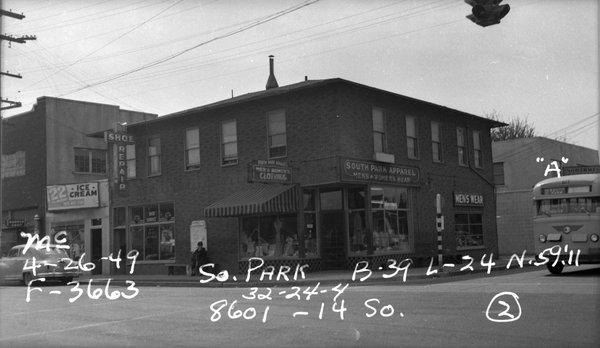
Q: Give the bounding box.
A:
[265,55,279,90]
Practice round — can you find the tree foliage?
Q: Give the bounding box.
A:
[487,111,536,141]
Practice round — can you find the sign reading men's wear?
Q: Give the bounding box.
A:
[340,157,420,185]
[104,129,134,193]
[47,182,99,211]
[453,192,484,207]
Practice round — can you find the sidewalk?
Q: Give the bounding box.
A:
[79,255,538,288]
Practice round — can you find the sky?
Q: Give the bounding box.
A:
[1,0,598,150]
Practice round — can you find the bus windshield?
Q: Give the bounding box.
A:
[536,197,600,216]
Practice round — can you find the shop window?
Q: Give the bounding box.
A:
[372,107,386,153]
[74,148,106,174]
[431,121,442,163]
[129,203,175,261]
[320,190,342,210]
[455,212,483,249]
[348,187,367,255]
[50,223,85,261]
[221,120,238,165]
[370,186,411,254]
[303,189,316,211]
[126,144,136,178]
[406,116,418,159]
[147,136,161,176]
[267,110,286,158]
[457,127,466,166]
[240,215,298,259]
[185,128,201,170]
[473,130,482,168]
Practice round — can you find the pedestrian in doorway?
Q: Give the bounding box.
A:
[191,242,208,276]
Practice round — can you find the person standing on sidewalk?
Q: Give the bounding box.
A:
[190,242,208,276]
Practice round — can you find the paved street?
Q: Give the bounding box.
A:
[1,265,598,347]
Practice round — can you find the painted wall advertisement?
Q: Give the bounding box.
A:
[340,157,420,185]
[47,182,100,211]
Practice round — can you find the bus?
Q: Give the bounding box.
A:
[532,173,600,274]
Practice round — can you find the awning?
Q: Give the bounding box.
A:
[204,184,298,217]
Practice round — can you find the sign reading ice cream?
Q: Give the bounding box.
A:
[47,182,99,211]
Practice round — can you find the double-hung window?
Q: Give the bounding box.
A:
[457,127,467,166]
[372,107,386,153]
[185,128,201,170]
[431,121,442,163]
[148,137,161,176]
[221,120,238,165]
[406,116,418,159]
[74,148,106,174]
[473,130,482,168]
[267,110,286,158]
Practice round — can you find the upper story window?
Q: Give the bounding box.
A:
[185,128,201,170]
[457,127,466,166]
[372,107,386,153]
[406,116,418,159]
[473,130,482,168]
[74,148,106,174]
[147,136,161,176]
[493,162,505,186]
[221,120,238,165]
[431,121,442,163]
[267,110,286,158]
[126,144,136,178]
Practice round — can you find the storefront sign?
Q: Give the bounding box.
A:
[453,192,484,207]
[248,160,292,184]
[542,187,566,195]
[47,183,99,211]
[562,165,600,176]
[340,157,420,185]
[104,128,133,193]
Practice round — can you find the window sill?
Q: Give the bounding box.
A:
[221,161,238,167]
[268,155,287,160]
[185,166,201,172]
[147,173,162,178]
[73,171,106,175]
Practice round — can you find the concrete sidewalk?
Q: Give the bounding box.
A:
[79,255,539,288]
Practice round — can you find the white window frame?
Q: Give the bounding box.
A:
[431,121,442,163]
[372,107,386,153]
[185,127,201,170]
[406,116,418,159]
[147,136,161,176]
[221,120,238,166]
[267,110,287,159]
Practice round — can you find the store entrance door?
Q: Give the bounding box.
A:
[113,228,127,274]
[91,228,102,275]
[320,211,345,269]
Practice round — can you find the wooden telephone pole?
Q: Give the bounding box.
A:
[1,8,36,111]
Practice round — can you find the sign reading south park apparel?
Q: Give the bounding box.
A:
[248,160,293,184]
[47,182,99,211]
[339,157,420,185]
[453,192,484,207]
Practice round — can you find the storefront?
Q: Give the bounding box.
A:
[203,157,420,271]
[44,180,111,275]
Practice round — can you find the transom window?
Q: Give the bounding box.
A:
[74,148,106,174]
[267,110,286,158]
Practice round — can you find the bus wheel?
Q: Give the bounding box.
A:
[547,262,564,275]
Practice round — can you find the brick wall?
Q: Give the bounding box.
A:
[496,191,534,255]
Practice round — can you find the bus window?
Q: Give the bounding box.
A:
[537,197,600,215]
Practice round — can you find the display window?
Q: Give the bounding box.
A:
[239,214,298,259]
[129,202,175,261]
[455,211,484,249]
[370,186,412,254]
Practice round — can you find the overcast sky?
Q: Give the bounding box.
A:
[1,0,598,150]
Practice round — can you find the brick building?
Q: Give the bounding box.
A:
[1,97,155,275]
[492,137,599,255]
[107,62,504,274]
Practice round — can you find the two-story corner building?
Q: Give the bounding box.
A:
[107,61,504,275]
[1,97,156,275]
[492,137,599,255]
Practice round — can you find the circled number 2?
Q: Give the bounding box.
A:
[485,291,522,323]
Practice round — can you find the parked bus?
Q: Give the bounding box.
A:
[532,173,600,274]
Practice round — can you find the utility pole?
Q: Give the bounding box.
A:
[1,8,36,111]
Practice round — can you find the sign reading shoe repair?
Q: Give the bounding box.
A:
[47,182,100,211]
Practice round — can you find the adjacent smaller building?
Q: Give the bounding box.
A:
[493,137,599,255]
